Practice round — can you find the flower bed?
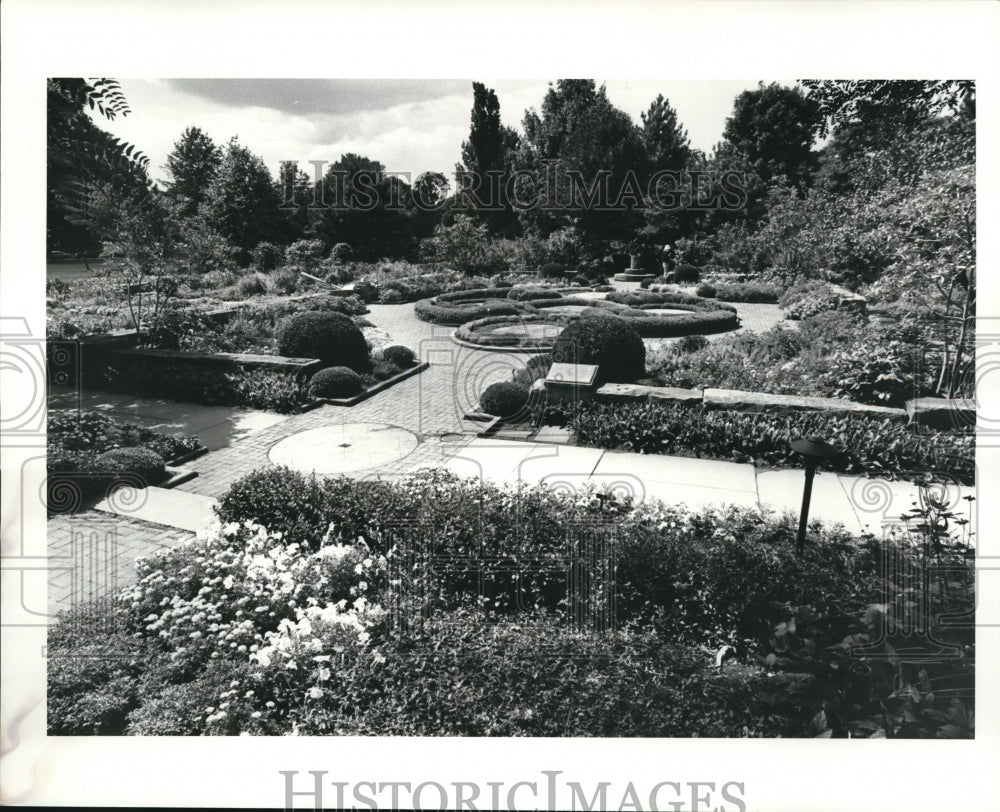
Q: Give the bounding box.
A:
[47,410,204,512]
[50,468,974,738]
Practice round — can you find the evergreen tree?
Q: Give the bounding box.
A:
[163,126,222,217]
[641,94,691,173]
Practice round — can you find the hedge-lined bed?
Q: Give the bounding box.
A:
[454,314,571,350]
[558,400,974,485]
[414,287,524,325]
[49,468,974,738]
[47,410,205,513]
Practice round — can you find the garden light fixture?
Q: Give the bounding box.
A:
[790,435,843,553]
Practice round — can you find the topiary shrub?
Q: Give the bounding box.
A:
[381,345,416,368]
[308,366,364,398]
[677,334,710,353]
[674,263,701,284]
[94,447,167,484]
[550,314,645,383]
[539,262,564,279]
[479,381,530,418]
[696,283,717,298]
[277,311,370,370]
[507,286,564,302]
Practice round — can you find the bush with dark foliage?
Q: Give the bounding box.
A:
[277,311,370,371]
[550,314,646,383]
[479,381,530,417]
[308,366,364,398]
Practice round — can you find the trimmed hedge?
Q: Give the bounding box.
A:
[479,381,530,417]
[308,366,363,398]
[414,288,523,325]
[455,314,570,348]
[714,282,781,303]
[551,313,645,383]
[380,345,416,367]
[506,286,564,302]
[277,311,370,371]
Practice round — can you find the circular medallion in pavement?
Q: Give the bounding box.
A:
[267,423,419,475]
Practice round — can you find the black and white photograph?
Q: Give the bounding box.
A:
[2,2,998,810]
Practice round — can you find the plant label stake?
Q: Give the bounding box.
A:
[790,436,843,554]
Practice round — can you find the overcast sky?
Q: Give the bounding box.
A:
[95,78,794,187]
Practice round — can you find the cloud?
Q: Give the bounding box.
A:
[165,78,474,117]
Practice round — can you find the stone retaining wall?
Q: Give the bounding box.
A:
[593,382,907,420]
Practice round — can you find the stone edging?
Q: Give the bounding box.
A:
[593,383,908,420]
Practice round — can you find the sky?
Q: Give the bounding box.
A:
[94,78,794,187]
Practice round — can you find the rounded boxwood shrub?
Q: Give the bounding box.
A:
[507,286,564,302]
[381,345,416,367]
[550,314,645,383]
[277,311,370,371]
[479,381,530,417]
[696,283,717,298]
[94,447,167,483]
[539,262,564,279]
[309,366,364,398]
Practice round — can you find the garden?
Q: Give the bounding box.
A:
[45,78,976,738]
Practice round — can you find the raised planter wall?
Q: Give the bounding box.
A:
[111,347,324,375]
[592,383,908,420]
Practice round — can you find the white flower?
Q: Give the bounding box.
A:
[307,686,324,700]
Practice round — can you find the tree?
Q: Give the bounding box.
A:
[641,94,691,173]
[47,78,151,255]
[517,80,648,245]
[163,127,222,217]
[722,82,820,187]
[202,138,285,262]
[458,82,520,234]
[804,80,975,190]
[310,153,413,261]
[276,160,315,243]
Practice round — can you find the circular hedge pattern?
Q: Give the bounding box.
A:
[414,288,522,326]
[454,314,572,350]
[277,311,370,370]
[601,290,739,336]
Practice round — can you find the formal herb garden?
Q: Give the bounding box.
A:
[46,78,976,738]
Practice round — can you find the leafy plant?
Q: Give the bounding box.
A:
[567,401,974,484]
